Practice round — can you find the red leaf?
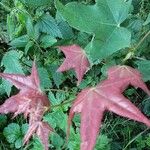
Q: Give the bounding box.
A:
[0,61,40,91]
[23,102,53,150]
[24,121,53,150]
[68,65,150,150]
[57,45,90,85]
[0,61,52,150]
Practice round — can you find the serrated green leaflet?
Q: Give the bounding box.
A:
[95,134,111,150]
[1,50,24,95]
[3,123,21,144]
[10,35,29,48]
[48,64,64,88]
[38,67,52,90]
[35,14,62,38]
[21,0,52,8]
[55,0,131,64]
[50,133,64,149]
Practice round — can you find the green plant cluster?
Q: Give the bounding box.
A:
[0,0,150,149]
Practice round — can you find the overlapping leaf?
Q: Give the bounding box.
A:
[0,62,52,150]
[57,45,90,85]
[55,0,131,64]
[68,65,150,150]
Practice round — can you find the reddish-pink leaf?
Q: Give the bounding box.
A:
[57,44,90,85]
[0,61,40,91]
[24,102,53,150]
[24,121,53,150]
[0,61,52,150]
[68,65,150,150]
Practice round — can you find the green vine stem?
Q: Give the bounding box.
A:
[51,99,74,109]
[123,30,150,62]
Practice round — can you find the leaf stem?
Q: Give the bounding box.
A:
[51,99,74,109]
[123,30,150,62]
[31,38,44,54]
[133,30,150,52]
[45,88,68,92]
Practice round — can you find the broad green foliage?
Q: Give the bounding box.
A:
[55,0,131,64]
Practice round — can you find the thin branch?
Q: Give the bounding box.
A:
[123,30,150,62]
[51,99,74,109]
[44,88,68,93]
[133,30,150,52]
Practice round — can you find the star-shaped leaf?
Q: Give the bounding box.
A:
[67,65,150,150]
[24,103,53,150]
[55,0,131,64]
[0,62,52,150]
[57,44,90,85]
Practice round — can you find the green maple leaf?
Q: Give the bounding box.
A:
[55,0,131,64]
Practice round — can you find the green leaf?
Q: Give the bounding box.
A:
[40,35,57,48]
[67,128,80,150]
[1,50,24,74]
[38,67,52,90]
[95,134,111,150]
[76,32,91,47]
[3,123,21,144]
[101,60,116,77]
[1,50,24,95]
[26,16,35,38]
[35,14,62,38]
[57,21,74,39]
[146,135,150,146]
[142,97,150,116]
[24,41,34,55]
[50,133,64,149]
[56,12,74,39]
[55,0,131,64]
[143,13,150,25]
[43,110,67,130]
[0,115,7,129]
[21,0,52,8]
[10,35,29,48]
[31,137,44,150]
[15,138,22,149]
[21,123,29,135]
[0,84,5,95]
[7,14,16,40]
[136,60,150,81]
[48,64,64,88]
[48,91,65,105]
